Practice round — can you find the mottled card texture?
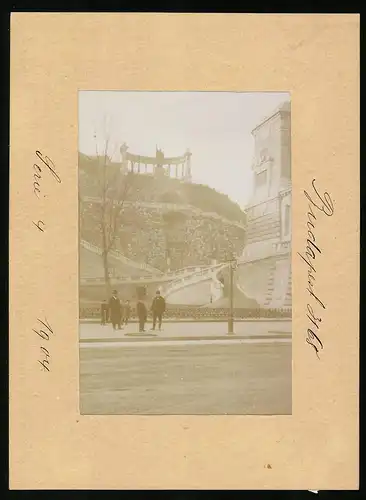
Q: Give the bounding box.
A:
[10,13,359,490]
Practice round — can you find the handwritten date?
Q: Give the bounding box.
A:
[33,318,54,372]
[31,150,61,372]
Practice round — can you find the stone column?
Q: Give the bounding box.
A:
[120,142,129,174]
[185,149,192,182]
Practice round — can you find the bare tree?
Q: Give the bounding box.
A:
[81,119,135,298]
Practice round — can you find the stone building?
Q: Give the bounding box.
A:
[237,101,292,309]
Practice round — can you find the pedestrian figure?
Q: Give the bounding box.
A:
[100,299,109,325]
[136,299,147,333]
[109,290,121,330]
[151,290,166,331]
[122,299,131,326]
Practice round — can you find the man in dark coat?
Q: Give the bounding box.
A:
[109,290,121,330]
[122,299,131,326]
[136,299,147,333]
[151,290,166,331]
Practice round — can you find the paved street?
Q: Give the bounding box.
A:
[79,338,292,415]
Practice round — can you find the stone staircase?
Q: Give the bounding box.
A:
[80,239,162,275]
[263,260,277,307]
[284,267,292,307]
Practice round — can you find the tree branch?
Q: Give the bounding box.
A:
[105,172,135,254]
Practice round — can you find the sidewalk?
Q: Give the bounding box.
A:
[79,320,292,343]
[81,317,291,324]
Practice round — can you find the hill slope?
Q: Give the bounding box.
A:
[79,153,246,224]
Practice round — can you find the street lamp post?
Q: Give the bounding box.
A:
[228,257,237,335]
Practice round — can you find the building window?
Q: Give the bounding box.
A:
[284,204,290,236]
[256,170,267,188]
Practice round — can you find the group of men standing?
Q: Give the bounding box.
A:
[101,289,166,333]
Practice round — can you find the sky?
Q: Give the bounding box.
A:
[78,91,289,208]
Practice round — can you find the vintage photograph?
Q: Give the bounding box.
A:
[78,91,292,415]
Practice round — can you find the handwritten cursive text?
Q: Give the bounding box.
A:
[31,150,61,373]
[33,150,61,199]
[33,317,54,372]
[298,179,334,358]
[32,151,61,232]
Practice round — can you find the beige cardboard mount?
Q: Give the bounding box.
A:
[10,13,359,490]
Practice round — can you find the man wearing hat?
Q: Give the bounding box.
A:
[109,290,122,330]
[151,290,166,331]
[136,298,148,333]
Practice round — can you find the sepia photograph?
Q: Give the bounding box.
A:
[78,91,292,415]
